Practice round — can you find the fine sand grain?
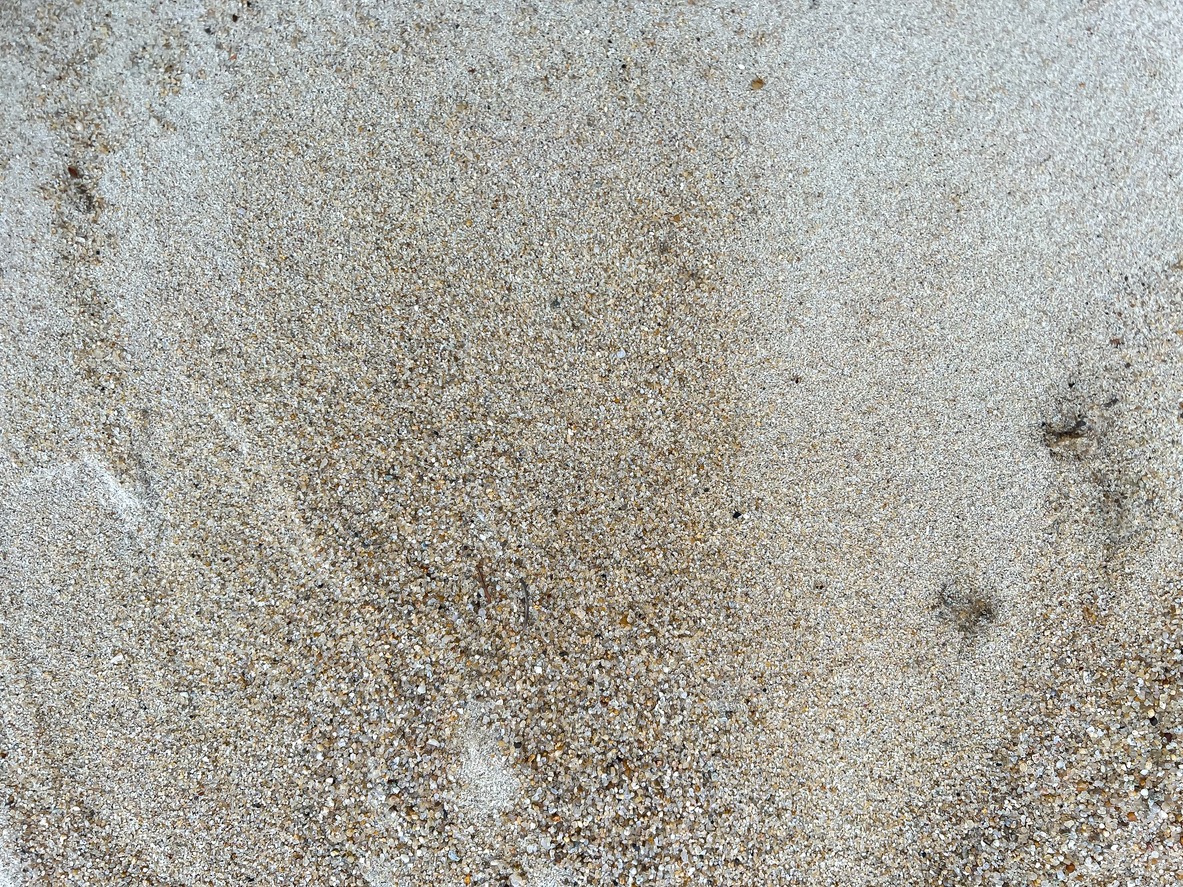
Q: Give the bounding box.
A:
[1,1,1182,885]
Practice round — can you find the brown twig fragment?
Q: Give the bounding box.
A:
[475,559,491,603]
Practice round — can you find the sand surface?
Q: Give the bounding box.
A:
[2,1,1182,885]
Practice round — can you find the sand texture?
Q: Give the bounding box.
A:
[1,1,1182,885]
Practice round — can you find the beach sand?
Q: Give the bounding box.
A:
[1,1,1182,884]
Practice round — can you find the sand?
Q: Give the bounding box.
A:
[1,0,1182,885]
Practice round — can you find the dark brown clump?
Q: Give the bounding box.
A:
[937,581,995,637]
[1042,414,1088,445]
